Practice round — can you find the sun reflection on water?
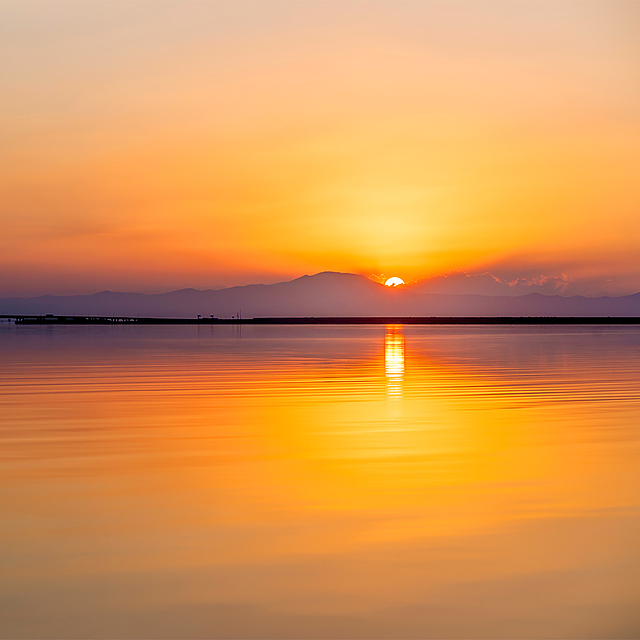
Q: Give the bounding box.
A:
[384,324,404,398]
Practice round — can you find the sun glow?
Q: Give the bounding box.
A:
[385,277,405,287]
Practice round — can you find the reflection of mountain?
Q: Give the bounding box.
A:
[2,271,640,318]
[405,325,640,390]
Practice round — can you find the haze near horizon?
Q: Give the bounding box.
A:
[1,1,639,296]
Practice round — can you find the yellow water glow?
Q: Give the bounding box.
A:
[2,325,640,636]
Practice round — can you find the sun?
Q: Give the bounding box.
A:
[384,277,405,287]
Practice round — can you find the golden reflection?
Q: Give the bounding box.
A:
[385,324,404,397]
[2,325,640,638]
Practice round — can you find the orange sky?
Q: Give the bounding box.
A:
[1,1,639,296]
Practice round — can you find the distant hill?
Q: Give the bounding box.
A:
[2,271,640,318]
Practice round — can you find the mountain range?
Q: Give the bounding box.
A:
[2,272,640,318]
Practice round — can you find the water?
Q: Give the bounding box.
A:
[1,324,639,638]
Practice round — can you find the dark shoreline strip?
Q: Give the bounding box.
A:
[4,315,640,325]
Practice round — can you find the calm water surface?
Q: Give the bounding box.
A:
[1,324,639,638]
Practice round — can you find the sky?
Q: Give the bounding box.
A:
[1,0,639,297]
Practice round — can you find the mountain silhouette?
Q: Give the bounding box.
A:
[2,271,640,318]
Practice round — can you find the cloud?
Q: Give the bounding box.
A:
[506,273,572,292]
[411,271,575,296]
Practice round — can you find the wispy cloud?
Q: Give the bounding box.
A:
[506,273,572,292]
[412,270,575,296]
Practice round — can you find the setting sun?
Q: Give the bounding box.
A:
[3,2,640,638]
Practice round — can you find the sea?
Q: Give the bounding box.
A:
[1,323,639,638]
